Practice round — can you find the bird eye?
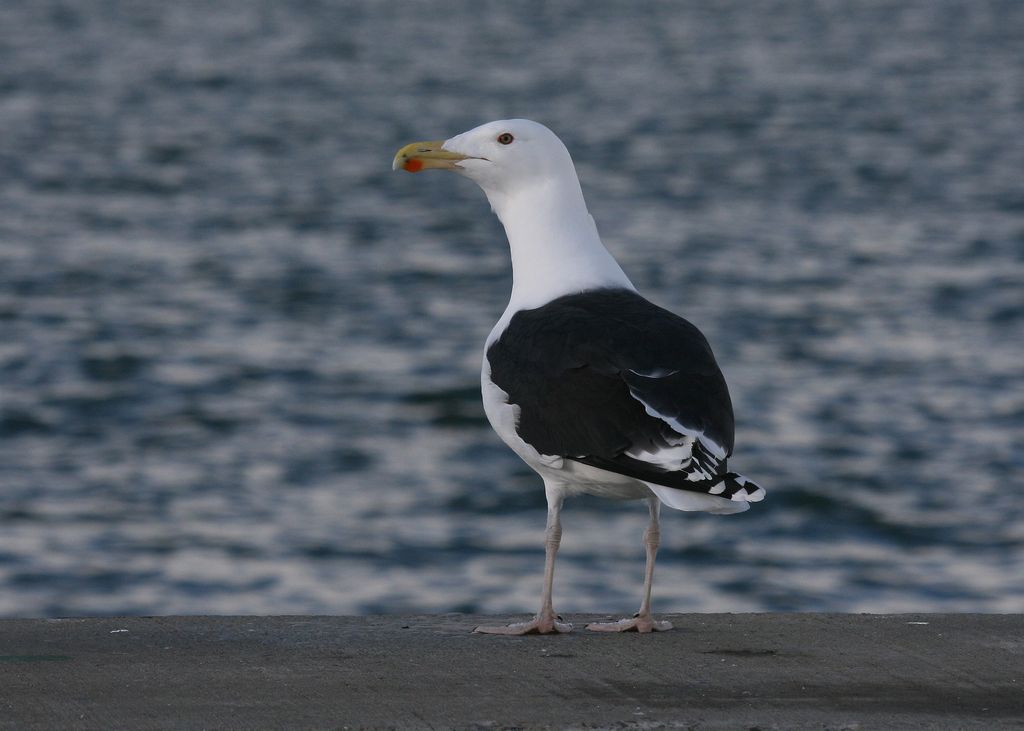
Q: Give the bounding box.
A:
[497,133,514,145]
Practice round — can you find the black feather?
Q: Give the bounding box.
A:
[486,288,740,495]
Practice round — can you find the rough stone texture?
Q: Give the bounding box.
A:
[0,614,1021,730]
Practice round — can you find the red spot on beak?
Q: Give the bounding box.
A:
[404,158,424,173]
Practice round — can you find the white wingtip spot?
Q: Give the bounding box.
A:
[730,484,766,502]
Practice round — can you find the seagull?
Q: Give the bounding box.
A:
[393,119,764,634]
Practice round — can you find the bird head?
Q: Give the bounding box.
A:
[393,119,578,201]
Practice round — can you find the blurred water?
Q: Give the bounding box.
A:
[0,0,1022,617]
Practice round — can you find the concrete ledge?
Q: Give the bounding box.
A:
[1,614,1021,730]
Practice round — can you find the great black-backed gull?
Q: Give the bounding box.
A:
[393,119,764,635]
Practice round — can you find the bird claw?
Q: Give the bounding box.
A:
[473,613,573,635]
[586,614,673,633]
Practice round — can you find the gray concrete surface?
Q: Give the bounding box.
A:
[0,614,1021,730]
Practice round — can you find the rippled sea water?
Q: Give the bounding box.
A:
[0,1,1022,617]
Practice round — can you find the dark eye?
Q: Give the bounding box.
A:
[497,132,514,145]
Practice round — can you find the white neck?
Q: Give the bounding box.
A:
[487,177,634,313]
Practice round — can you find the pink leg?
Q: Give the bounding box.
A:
[587,498,673,633]
[474,490,572,635]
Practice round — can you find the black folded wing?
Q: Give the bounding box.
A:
[486,288,743,495]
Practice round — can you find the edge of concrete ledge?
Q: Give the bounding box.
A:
[1,613,1022,730]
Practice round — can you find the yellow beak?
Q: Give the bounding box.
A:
[392,140,469,173]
